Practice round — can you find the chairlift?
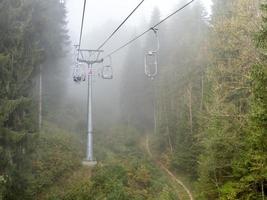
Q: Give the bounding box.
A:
[73,63,86,83]
[145,28,159,80]
[101,56,113,80]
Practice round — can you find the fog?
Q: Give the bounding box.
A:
[67,0,212,44]
[2,0,264,198]
[60,0,212,130]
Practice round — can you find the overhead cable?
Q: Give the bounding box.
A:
[97,0,146,50]
[104,0,195,58]
[78,0,87,49]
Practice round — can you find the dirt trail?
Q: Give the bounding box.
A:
[145,135,194,200]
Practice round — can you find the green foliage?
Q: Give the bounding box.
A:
[89,165,129,200]
[196,0,266,199]
[0,0,265,199]
[256,3,267,50]
[153,1,208,179]
[138,0,265,199]
[158,186,178,200]
[60,164,134,200]
[31,123,83,196]
[217,64,267,200]
[0,1,40,198]
[0,122,81,200]
[94,126,175,199]
[46,126,179,200]
[0,0,68,199]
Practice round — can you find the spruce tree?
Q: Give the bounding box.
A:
[0,0,40,198]
[156,1,208,177]
[221,3,267,199]
[0,0,68,199]
[197,0,260,199]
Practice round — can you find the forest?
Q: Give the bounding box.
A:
[0,0,266,199]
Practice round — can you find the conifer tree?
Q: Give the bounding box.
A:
[221,3,267,199]
[0,0,68,198]
[197,0,260,199]
[156,1,208,177]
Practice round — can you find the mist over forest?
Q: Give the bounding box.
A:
[0,0,266,200]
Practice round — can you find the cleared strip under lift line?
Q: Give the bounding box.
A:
[145,135,194,200]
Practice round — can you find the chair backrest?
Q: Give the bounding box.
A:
[102,65,113,79]
[144,28,159,80]
[73,64,86,82]
[144,52,158,79]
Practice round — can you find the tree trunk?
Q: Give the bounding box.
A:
[187,82,193,135]
[262,180,265,200]
[165,101,173,154]
[201,74,204,111]
[39,65,42,131]
[166,125,173,154]
[153,81,157,135]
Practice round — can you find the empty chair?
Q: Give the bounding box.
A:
[102,65,113,79]
[101,56,113,80]
[144,28,159,80]
[145,52,158,80]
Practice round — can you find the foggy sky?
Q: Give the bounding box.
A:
[64,0,213,127]
[66,0,212,47]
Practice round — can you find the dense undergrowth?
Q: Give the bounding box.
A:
[32,122,83,197]
[42,126,180,200]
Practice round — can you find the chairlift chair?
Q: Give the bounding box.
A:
[101,56,113,80]
[144,28,159,80]
[73,63,86,83]
[145,51,158,80]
